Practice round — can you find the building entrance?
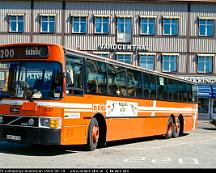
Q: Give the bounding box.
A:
[210,99,216,126]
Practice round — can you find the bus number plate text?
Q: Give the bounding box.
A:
[6,135,21,141]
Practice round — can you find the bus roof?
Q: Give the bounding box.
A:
[65,48,196,85]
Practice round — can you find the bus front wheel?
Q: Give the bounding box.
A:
[165,117,174,139]
[86,118,99,151]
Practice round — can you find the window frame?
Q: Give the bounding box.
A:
[116,16,133,43]
[197,54,214,74]
[40,14,56,33]
[139,53,156,70]
[115,53,132,64]
[92,52,110,59]
[198,17,214,37]
[162,16,179,36]
[71,16,87,34]
[161,54,178,73]
[94,15,110,35]
[8,14,24,33]
[140,16,157,36]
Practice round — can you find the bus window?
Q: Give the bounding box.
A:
[148,74,156,99]
[187,84,192,102]
[127,69,142,98]
[0,64,9,94]
[143,73,156,99]
[167,78,178,101]
[107,64,127,96]
[116,66,127,96]
[156,76,168,100]
[86,59,107,94]
[107,64,119,95]
[143,73,149,98]
[66,55,84,95]
[178,81,188,102]
[0,62,62,100]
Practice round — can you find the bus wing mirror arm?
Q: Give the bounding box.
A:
[63,72,66,78]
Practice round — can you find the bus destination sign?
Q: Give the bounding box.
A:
[0,46,48,59]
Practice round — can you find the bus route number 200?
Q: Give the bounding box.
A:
[0,48,15,59]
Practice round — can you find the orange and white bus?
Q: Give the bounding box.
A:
[0,43,198,150]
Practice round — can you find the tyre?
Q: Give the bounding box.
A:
[86,118,99,151]
[165,117,174,139]
[173,117,181,138]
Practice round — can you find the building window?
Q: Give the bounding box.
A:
[139,54,155,70]
[117,17,132,43]
[163,18,179,36]
[93,52,110,58]
[199,19,214,37]
[94,16,109,34]
[72,16,87,33]
[140,17,156,35]
[9,15,24,33]
[197,56,213,73]
[116,54,131,64]
[162,55,177,72]
[40,15,55,33]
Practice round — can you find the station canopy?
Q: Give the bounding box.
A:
[198,85,216,98]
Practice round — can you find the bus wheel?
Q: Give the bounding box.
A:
[87,118,99,151]
[173,117,181,138]
[165,117,174,139]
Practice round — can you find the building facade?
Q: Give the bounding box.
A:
[1,0,216,119]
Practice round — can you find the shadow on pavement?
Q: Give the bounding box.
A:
[202,127,216,131]
[106,133,189,148]
[0,142,87,156]
[198,118,216,131]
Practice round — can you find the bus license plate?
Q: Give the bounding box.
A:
[6,135,21,141]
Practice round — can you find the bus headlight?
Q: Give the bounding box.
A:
[39,117,61,129]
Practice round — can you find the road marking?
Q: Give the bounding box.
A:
[151,157,172,164]
[124,157,146,163]
[124,157,199,165]
[178,158,199,165]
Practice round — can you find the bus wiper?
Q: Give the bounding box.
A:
[17,81,37,102]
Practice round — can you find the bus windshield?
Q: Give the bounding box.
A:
[0,61,63,100]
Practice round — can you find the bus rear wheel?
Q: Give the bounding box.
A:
[86,118,99,151]
[165,117,174,139]
[173,117,181,138]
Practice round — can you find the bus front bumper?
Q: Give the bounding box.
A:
[0,125,61,145]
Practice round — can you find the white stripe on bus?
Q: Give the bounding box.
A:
[138,107,194,112]
[0,100,196,114]
[64,109,92,112]
[0,100,93,109]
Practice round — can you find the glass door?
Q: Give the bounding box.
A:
[210,98,216,120]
